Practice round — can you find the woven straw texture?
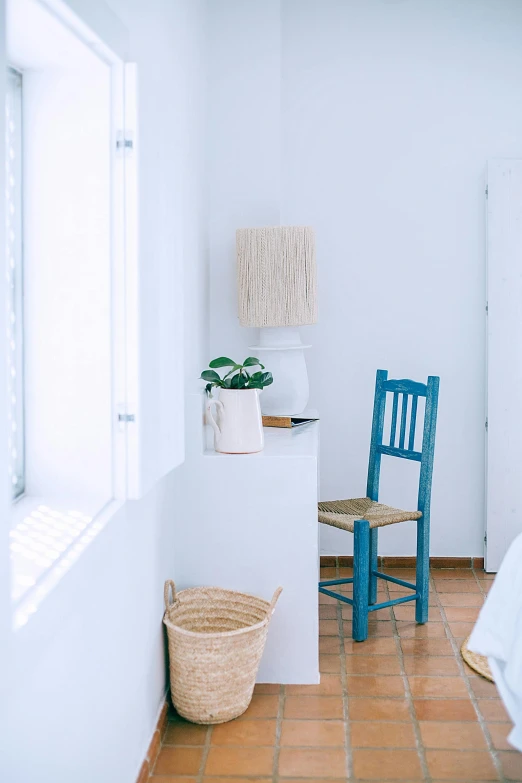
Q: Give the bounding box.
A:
[163,581,282,725]
[461,636,494,682]
[318,497,422,532]
[236,225,317,327]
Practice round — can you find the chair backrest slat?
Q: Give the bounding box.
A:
[389,392,399,447]
[408,395,418,451]
[366,369,440,507]
[398,393,408,449]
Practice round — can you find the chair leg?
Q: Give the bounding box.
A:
[415,513,430,624]
[369,528,378,605]
[353,519,370,641]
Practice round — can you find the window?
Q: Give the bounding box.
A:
[5,0,180,630]
[6,0,124,626]
[5,66,24,501]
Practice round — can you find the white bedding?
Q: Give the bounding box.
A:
[469,532,522,751]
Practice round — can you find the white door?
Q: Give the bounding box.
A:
[486,159,522,571]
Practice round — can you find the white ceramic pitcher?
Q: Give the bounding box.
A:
[206,389,264,454]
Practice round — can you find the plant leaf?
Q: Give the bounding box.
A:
[259,372,273,387]
[209,356,237,369]
[201,370,222,383]
[223,377,232,388]
[243,356,263,368]
[205,383,213,395]
[230,373,248,389]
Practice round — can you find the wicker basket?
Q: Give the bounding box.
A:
[163,580,282,724]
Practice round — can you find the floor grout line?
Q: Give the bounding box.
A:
[336,556,353,782]
[433,566,506,783]
[196,724,212,783]
[271,682,285,782]
[388,575,432,783]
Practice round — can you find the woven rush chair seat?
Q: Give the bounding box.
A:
[318,497,422,532]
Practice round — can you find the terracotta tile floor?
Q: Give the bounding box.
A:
[149,564,522,782]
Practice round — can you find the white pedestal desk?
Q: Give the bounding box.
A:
[173,396,320,684]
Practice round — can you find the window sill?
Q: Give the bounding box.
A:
[10,496,124,630]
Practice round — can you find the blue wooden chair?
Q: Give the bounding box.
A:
[318,369,440,642]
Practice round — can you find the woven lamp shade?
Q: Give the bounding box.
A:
[236,226,317,328]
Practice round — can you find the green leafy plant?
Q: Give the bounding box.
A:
[200,356,273,395]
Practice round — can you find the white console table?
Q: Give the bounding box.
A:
[173,395,320,684]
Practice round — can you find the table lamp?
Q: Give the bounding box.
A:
[236,225,317,415]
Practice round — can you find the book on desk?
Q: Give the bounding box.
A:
[262,415,319,429]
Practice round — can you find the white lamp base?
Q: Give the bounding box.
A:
[249,327,310,416]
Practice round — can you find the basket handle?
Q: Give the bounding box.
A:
[269,586,283,614]
[164,580,177,610]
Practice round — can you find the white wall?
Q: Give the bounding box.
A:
[207,0,522,557]
[7,470,179,783]
[207,0,281,360]
[0,3,14,781]
[3,1,208,782]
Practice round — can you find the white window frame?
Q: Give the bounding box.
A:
[6,0,138,628]
[5,64,24,502]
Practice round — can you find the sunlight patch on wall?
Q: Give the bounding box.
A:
[10,504,107,629]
